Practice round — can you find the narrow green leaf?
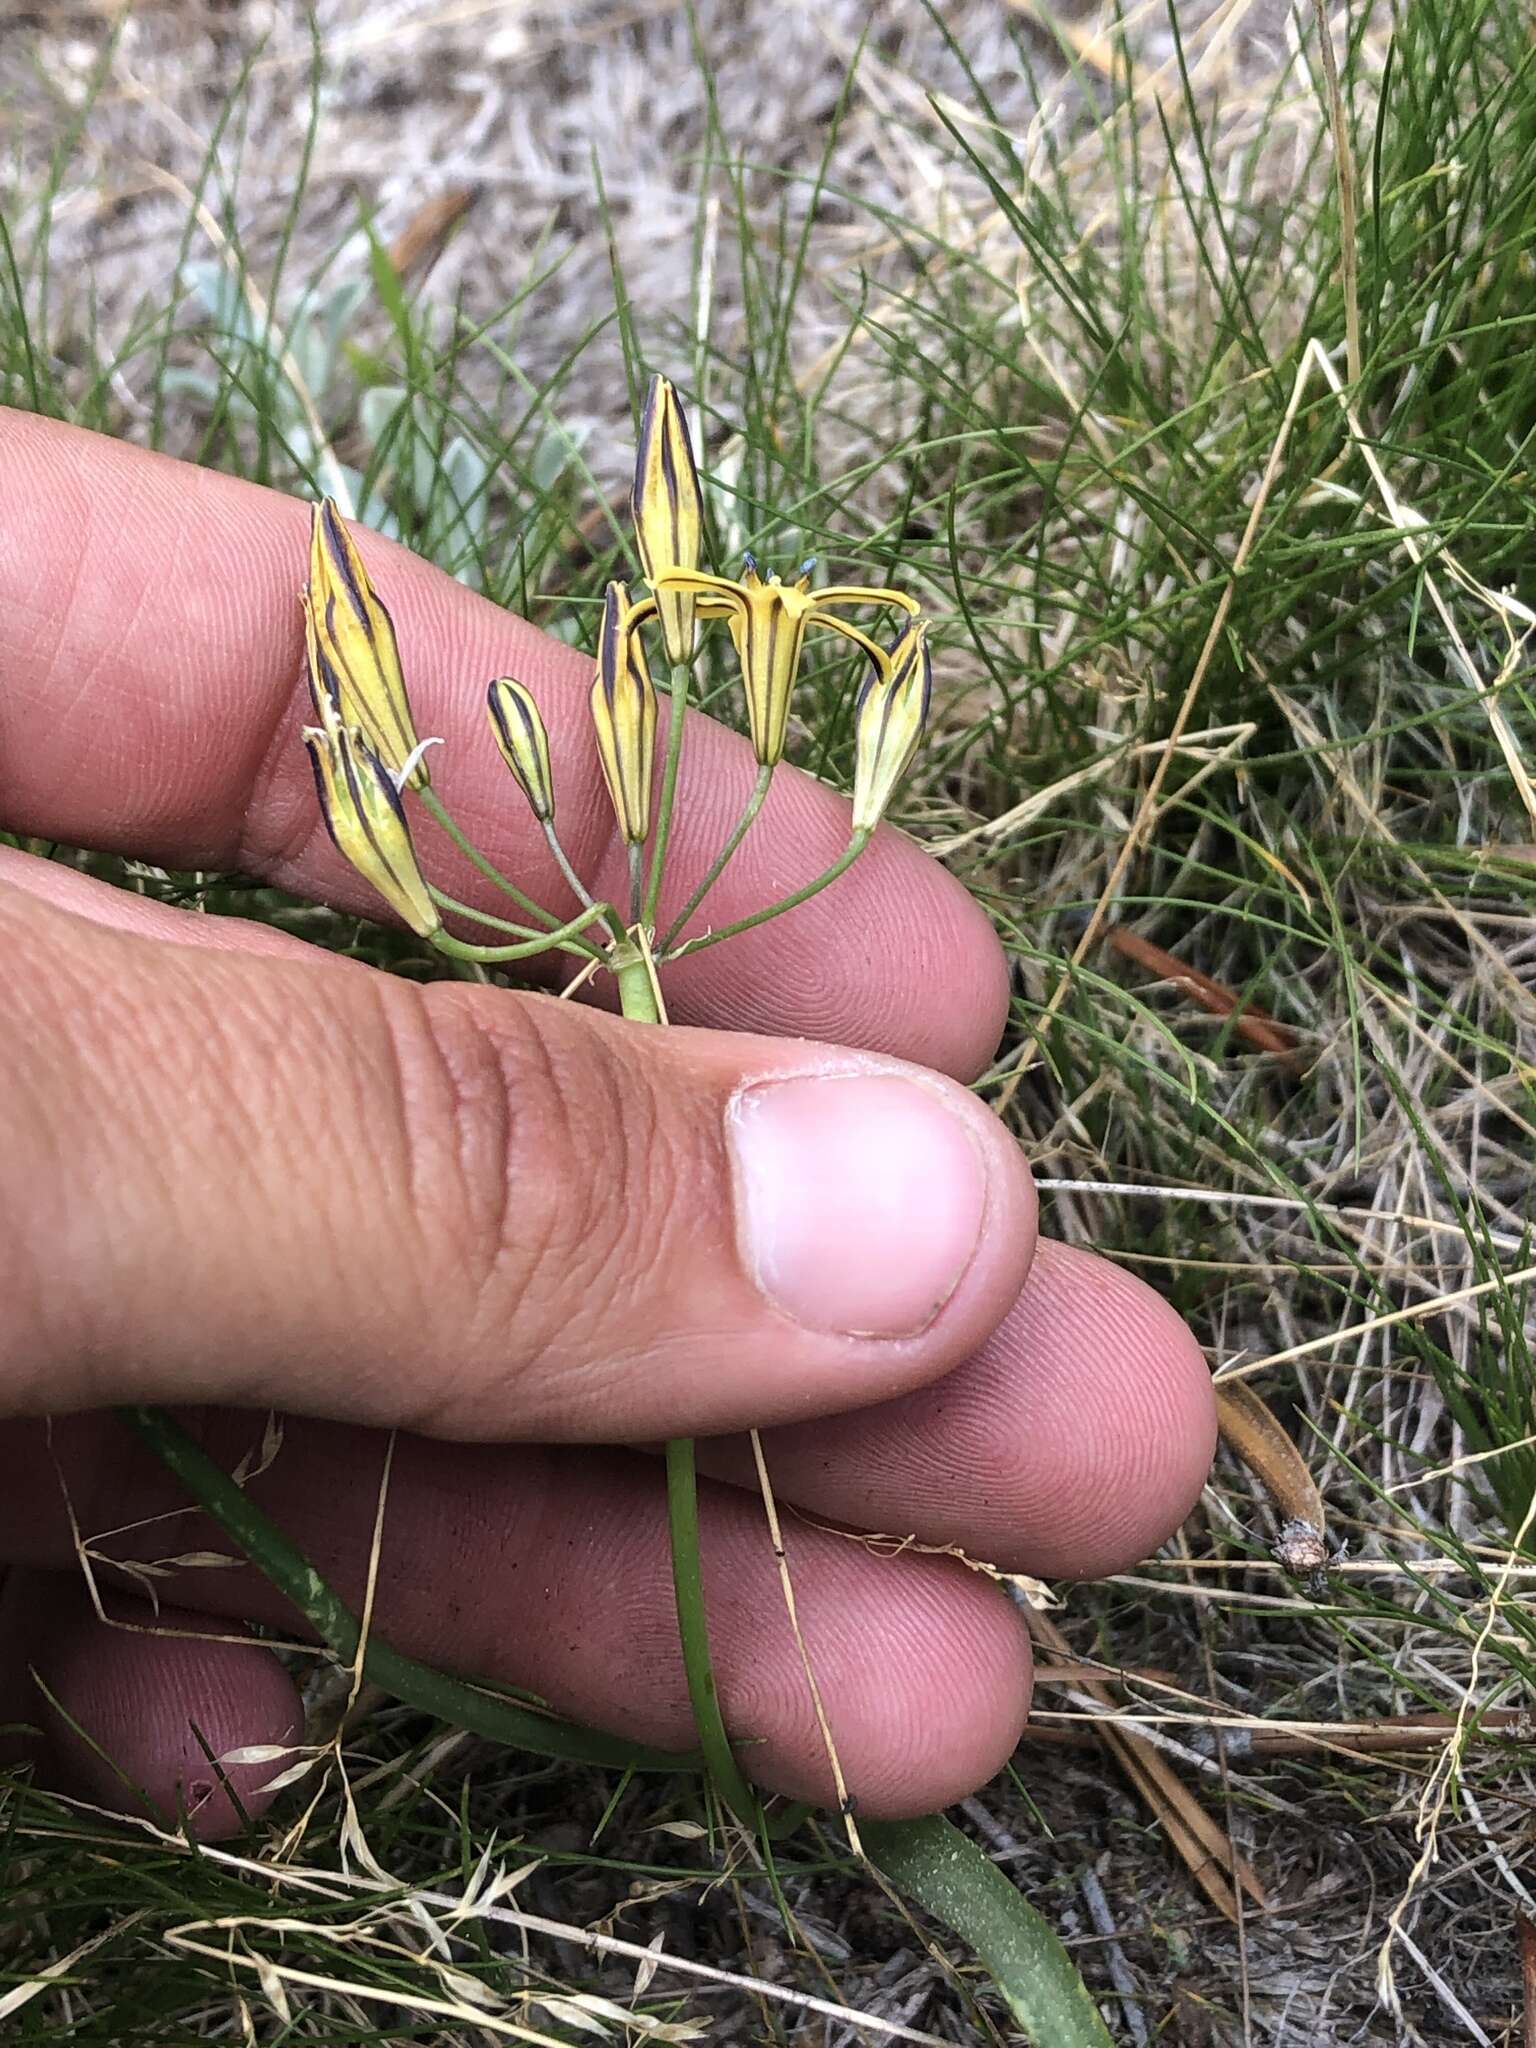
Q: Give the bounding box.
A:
[120,1404,699,1778]
[862,1815,1114,2047]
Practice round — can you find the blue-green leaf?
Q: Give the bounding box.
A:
[862,1815,1114,2047]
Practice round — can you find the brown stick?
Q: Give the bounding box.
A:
[1024,1610,1265,1921]
[1102,923,1304,1071]
[1020,1705,1535,1760]
[387,189,475,281]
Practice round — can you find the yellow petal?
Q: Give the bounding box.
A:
[304,722,441,936]
[651,567,742,608]
[810,582,923,617]
[734,582,814,767]
[632,375,705,668]
[590,584,658,843]
[306,499,429,789]
[851,619,931,833]
[486,677,556,822]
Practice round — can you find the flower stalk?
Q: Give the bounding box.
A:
[659,762,774,953]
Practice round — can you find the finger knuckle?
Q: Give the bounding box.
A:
[374,984,674,1424]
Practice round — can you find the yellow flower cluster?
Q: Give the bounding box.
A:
[600,373,932,841]
[298,374,933,944]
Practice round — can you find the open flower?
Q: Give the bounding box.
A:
[851,618,931,834]
[590,583,658,844]
[303,720,441,937]
[486,677,556,822]
[654,559,919,768]
[304,498,432,790]
[631,374,705,668]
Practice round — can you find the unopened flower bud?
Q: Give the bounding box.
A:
[304,498,430,790]
[851,618,931,834]
[304,721,441,936]
[590,583,658,844]
[632,374,705,667]
[486,677,556,822]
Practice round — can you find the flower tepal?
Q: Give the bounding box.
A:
[632,374,705,669]
[487,677,556,822]
[304,721,441,937]
[654,562,920,770]
[590,583,658,845]
[851,618,931,834]
[305,498,431,790]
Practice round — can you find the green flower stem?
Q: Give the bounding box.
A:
[658,762,774,955]
[643,661,692,929]
[428,887,603,957]
[117,1404,699,1777]
[542,819,625,945]
[612,946,663,1025]
[662,831,871,964]
[627,842,645,927]
[663,1435,758,1824]
[433,902,609,964]
[613,947,756,1824]
[418,787,562,932]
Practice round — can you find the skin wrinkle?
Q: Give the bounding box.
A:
[0,875,1201,1521]
[723,1560,1028,1808]
[31,457,213,844]
[416,986,523,1275]
[0,1058,71,1415]
[0,879,1038,1441]
[449,992,607,1418]
[234,652,323,883]
[456,1010,704,1441]
[163,947,395,1403]
[0,910,179,1405]
[378,994,564,1441]
[51,1592,302,1828]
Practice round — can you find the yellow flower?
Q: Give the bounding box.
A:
[654,559,920,768]
[590,583,658,844]
[851,618,931,834]
[486,677,556,822]
[304,498,432,790]
[303,720,441,937]
[631,374,705,668]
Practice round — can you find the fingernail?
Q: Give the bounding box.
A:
[727,1071,990,1339]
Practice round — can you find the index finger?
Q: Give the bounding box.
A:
[0,410,1007,1078]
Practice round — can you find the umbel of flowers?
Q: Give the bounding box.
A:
[300,376,932,992]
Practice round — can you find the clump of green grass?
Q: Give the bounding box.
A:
[5,0,1536,2039]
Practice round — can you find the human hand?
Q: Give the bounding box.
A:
[0,410,1215,1834]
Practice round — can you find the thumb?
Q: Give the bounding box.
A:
[0,877,1035,1440]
